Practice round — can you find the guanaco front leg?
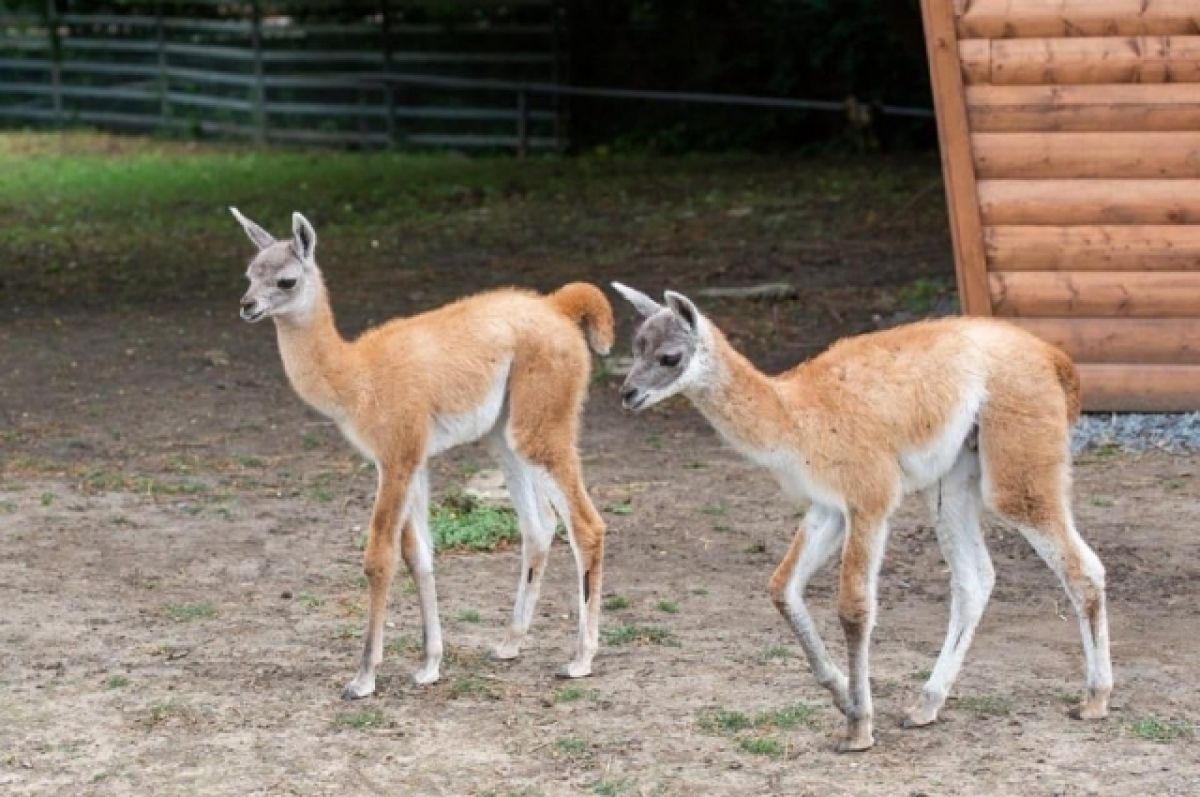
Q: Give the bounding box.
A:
[343,462,415,700]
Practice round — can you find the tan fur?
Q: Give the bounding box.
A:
[617,294,1112,751]
[258,266,609,694]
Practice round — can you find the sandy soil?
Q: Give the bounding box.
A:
[1,293,1197,797]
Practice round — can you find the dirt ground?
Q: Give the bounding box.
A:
[1,140,1197,795]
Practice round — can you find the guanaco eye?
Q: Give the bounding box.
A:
[659,353,682,368]
[277,278,297,290]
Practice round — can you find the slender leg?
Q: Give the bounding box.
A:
[767,505,851,714]
[402,468,443,685]
[836,506,891,752]
[905,450,994,727]
[490,439,555,660]
[541,456,605,679]
[343,464,412,700]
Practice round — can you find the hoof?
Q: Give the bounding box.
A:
[411,666,440,686]
[901,712,938,729]
[1068,702,1109,720]
[341,680,375,701]
[488,645,520,662]
[836,733,876,753]
[902,693,943,728]
[556,660,593,680]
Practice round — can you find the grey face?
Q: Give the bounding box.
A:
[611,283,702,411]
[231,208,318,323]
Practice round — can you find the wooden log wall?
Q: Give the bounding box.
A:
[920,0,1200,411]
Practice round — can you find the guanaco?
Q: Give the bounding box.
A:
[612,282,1111,752]
[231,208,612,699]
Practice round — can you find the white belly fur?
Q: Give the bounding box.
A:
[428,357,513,456]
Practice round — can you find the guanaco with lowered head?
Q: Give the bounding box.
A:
[612,282,1111,752]
[231,208,612,699]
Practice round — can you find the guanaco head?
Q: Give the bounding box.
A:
[611,282,707,411]
[230,208,319,323]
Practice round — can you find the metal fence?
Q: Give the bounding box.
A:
[0,0,565,149]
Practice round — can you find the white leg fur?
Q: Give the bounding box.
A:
[773,506,852,713]
[404,468,443,686]
[490,437,555,660]
[541,473,598,679]
[906,448,993,727]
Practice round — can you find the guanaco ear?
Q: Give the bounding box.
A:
[292,212,317,264]
[229,206,276,251]
[611,281,662,318]
[664,290,700,332]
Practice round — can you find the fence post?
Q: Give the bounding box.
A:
[249,0,266,144]
[45,0,62,124]
[379,0,395,144]
[155,3,168,128]
[516,88,528,159]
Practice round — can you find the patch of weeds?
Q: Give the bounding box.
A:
[656,600,678,614]
[144,700,194,728]
[762,645,792,661]
[896,277,950,314]
[604,500,633,515]
[39,492,55,507]
[699,502,726,516]
[712,522,732,532]
[335,708,385,731]
[334,624,363,640]
[238,455,265,469]
[555,687,588,704]
[737,736,785,757]
[297,591,324,609]
[757,703,816,730]
[1129,716,1192,743]
[1089,495,1117,508]
[692,587,709,596]
[601,624,677,647]
[0,500,16,514]
[106,675,130,689]
[698,709,752,734]
[743,541,768,554]
[684,460,706,470]
[385,635,419,656]
[602,595,630,611]
[450,675,493,699]
[307,485,335,503]
[593,779,630,796]
[957,694,1013,717]
[164,602,216,622]
[431,493,518,551]
[912,668,933,682]
[302,434,321,451]
[553,735,588,756]
[1051,689,1078,704]
[457,608,481,623]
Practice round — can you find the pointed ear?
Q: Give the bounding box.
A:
[664,290,700,331]
[229,206,276,251]
[611,281,662,318]
[292,212,317,263]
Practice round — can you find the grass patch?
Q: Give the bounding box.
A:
[699,502,726,516]
[736,736,785,757]
[601,624,677,647]
[592,779,630,796]
[1089,495,1117,508]
[144,700,195,728]
[602,595,630,611]
[762,645,792,661]
[105,675,130,689]
[699,702,815,757]
[604,500,633,516]
[450,675,493,699]
[957,694,1013,717]
[553,736,588,756]
[457,608,481,623]
[335,708,386,731]
[431,493,519,551]
[39,492,54,507]
[297,591,324,609]
[1129,716,1192,743]
[555,687,588,704]
[164,602,216,622]
[656,600,678,614]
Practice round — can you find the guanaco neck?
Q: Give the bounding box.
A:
[273,274,359,417]
[685,323,795,453]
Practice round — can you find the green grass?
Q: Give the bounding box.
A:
[450,675,493,699]
[554,736,588,756]
[1129,716,1192,743]
[456,608,482,623]
[297,591,324,609]
[431,493,519,551]
[600,624,677,647]
[105,675,130,689]
[699,503,726,516]
[762,645,792,661]
[335,708,386,731]
[656,600,678,614]
[39,492,54,507]
[698,702,815,757]
[164,602,216,622]
[555,687,588,704]
[602,595,630,611]
[736,737,785,757]
[592,779,630,796]
[957,694,1013,717]
[604,500,633,515]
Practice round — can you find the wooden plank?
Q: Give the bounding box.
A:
[973,132,1200,178]
[979,179,1200,225]
[989,271,1200,316]
[985,225,1200,270]
[968,83,1200,131]
[960,36,1200,84]
[958,1,1200,39]
[1007,317,1200,363]
[921,0,993,315]
[1078,364,1200,410]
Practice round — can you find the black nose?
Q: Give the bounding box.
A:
[240,301,256,313]
[621,388,638,403]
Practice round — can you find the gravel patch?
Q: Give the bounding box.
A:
[1072,413,1200,454]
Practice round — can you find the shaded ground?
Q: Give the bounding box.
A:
[1,134,1197,795]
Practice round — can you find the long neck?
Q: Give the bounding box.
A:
[686,323,794,453]
[273,276,357,416]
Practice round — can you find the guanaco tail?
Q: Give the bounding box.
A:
[612,282,1111,752]
[231,208,612,698]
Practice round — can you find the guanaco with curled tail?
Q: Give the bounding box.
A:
[231,208,612,699]
[612,282,1111,752]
